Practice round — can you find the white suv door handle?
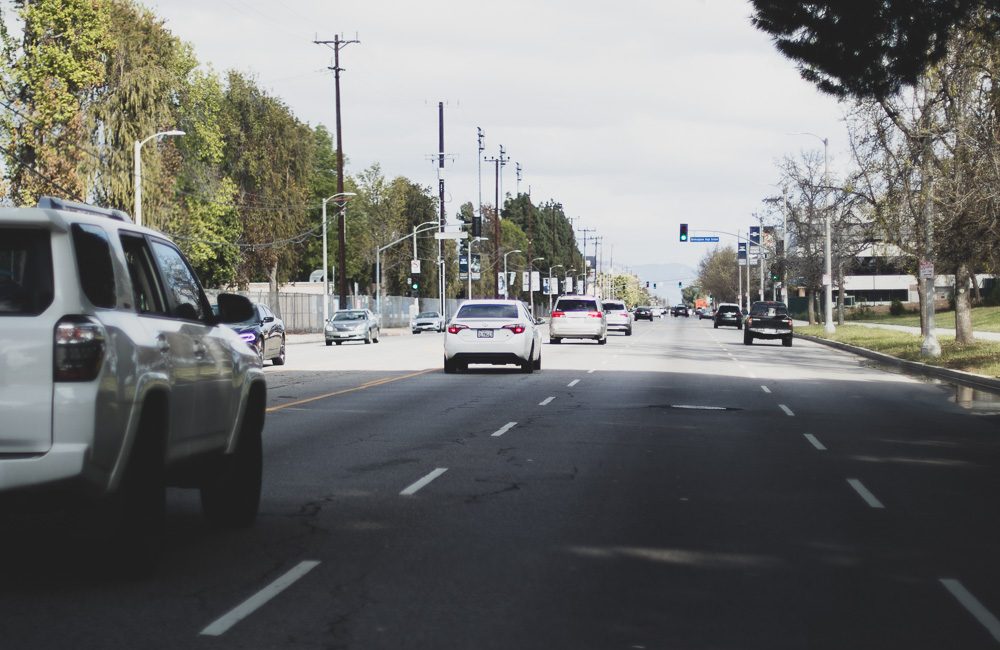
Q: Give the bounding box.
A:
[156,336,170,353]
[193,341,206,359]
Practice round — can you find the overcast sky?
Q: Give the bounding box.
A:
[147,0,849,279]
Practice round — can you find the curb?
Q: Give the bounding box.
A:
[796,333,1000,394]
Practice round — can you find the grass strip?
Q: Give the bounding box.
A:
[849,305,1000,332]
[798,324,1000,378]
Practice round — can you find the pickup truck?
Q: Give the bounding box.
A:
[743,301,793,347]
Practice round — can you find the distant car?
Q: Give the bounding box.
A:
[444,299,542,373]
[671,304,689,317]
[411,311,444,333]
[713,303,743,329]
[697,307,713,320]
[549,295,607,344]
[634,306,654,321]
[225,303,286,365]
[325,309,380,345]
[744,301,793,346]
[602,299,633,336]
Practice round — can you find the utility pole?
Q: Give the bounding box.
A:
[515,162,523,196]
[315,33,360,309]
[438,102,446,321]
[484,145,509,298]
[577,227,596,294]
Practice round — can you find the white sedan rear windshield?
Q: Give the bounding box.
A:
[456,304,518,319]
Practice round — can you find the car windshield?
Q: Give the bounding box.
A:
[332,311,367,321]
[557,300,598,312]
[416,312,439,318]
[456,304,519,319]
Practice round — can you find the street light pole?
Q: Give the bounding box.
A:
[502,249,522,299]
[322,192,357,326]
[133,130,184,227]
[529,256,544,317]
[376,221,437,318]
[547,264,564,314]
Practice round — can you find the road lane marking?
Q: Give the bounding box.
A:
[941,579,1000,643]
[539,397,555,406]
[779,404,795,416]
[760,385,771,394]
[200,561,321,636]
[491,421,518,437]
[587,369,596,374]
[672,405,727,411]
[803,434,827,450]
[567,379,580,387]
[266,369,435,413]
[400,468,448,496]
[846,478,884,509]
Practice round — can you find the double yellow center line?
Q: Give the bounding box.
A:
[266,368,435,413]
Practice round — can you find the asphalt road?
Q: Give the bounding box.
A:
[3,316,1000,649]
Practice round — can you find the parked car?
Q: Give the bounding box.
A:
[671,304,690,317]
[714,303,743,329]
[634,306,654,321]
[225,303,286,365]
[411,311,444,333]
[443,300,542,373]
[744,300,794,346]
[602,299,633,336]
[549,295,607,344]
[0,196,267,570]
[325,309,380,345]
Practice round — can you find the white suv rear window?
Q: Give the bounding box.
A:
[556,299,599,312]
[0,228,53,316]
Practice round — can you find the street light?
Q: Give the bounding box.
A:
[133,129,185,227]
[547,264,564,314]
[322,192,357,325]
[529,257,544,317]
[502,249,522,299]
[792,132,834,334]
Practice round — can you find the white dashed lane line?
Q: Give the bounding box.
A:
[491,422,518,437]
[846,478,885,509]
[567,379,580,388]
[803,433,827,451]
[940,579,1000,643]
[539,397,555,406]
[587,369,596,374]
[200,561,321,636]
[400,468,449,496]
[760,385,771,394]
[779,404,795,417]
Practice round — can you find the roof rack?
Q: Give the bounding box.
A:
[36,196,133,223]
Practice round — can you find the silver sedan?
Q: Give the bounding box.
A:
[325,309,381,345]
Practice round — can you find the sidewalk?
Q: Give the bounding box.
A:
[838,321,1000,342]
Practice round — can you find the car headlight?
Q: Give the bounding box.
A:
[325,325,333,332]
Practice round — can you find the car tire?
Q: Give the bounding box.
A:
[550,337,561,344]
[743,332,753,345]
[598,336,607,345]
[783,336,793,347]
[444,356,456,374]
[374,329,380,343]
[713,322,719,329]
[272,337,286,365]
[521,346,535,374]
[533,352,541,370]
[335,341,342,345]
[200,392,264,529]
[107,399,167,575]
[364,329,372,344]
[325,340,332,346]
[413,330,420,334]
[625,328,632,336]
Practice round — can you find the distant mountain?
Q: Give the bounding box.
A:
[629,263,697,304]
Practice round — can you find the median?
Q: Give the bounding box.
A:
[797,324,1000,379]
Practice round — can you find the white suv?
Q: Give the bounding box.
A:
[549,295,607,344]
[0,197,266,569]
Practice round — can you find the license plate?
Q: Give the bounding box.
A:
[477,329,494,338]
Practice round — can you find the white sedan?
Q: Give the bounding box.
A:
[443,300,543,373]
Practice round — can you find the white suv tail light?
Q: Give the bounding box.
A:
[54,316,106,382]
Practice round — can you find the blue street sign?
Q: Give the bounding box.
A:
[749,226,760,245]
[690,236,719,243]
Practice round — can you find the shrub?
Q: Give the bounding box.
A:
[889,299,905,316]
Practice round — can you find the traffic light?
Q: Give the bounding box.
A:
[679,223,688,242]
[652,282,657,289]
[677,281,682,288]
[472,216,482,238]
[645,281,650,288]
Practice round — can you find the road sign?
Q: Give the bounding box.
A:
[434,231,468,240]
[690,236,719,243]
[750,226,760,245]
[919,260,935,279]
[410,259,420,274]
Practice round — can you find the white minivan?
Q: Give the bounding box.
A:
[549,295,607,344]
